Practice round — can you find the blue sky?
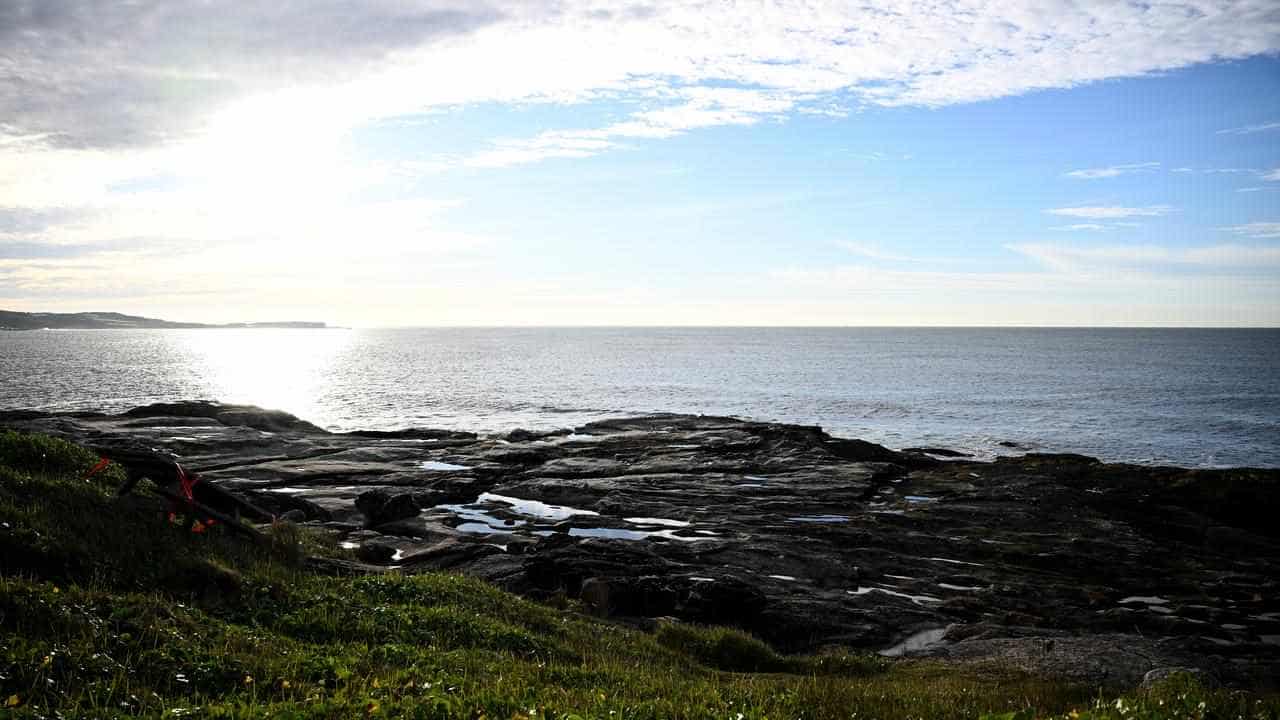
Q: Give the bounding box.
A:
[1,2,1278,326]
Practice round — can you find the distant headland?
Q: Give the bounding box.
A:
[0,309,326,330]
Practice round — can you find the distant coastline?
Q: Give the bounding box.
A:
[0,310,326,331]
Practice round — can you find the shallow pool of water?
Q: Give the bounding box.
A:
[420,460,472,471]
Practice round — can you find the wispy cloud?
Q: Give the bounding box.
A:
[1011,242,1280,268]
[1046,205,1175,219]
[1064,162,1159,179]
[464,88,796,168]
[1226,222,1280,239]
[1049,223,1111,231]
[1216,121,1280,135]
[1264,168,1280,182]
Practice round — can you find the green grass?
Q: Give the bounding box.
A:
[0,429,1276,719]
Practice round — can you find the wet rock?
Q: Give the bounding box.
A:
[903,447,972,458]
[344,427,477,442]
[505,428,570,442]
[122,401,325,434]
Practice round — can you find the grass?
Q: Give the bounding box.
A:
[0,429,1276,719]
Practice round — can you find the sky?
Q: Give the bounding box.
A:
[1,1,1279,327]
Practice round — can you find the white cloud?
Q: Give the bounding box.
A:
[3,0,1279,154]
[464,88,797,167]
[1050,223,1111,232]
[1226,222,1280,239]
[1011,242,1280,268]
[1264,168,1280,181]
[1217,121,1280,135]
[1064,162,1159,179]
[1046,205,1176,219]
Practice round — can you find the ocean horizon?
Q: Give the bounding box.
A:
[4,326,1277,468]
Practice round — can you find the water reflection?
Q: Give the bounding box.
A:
[174,329,353,426]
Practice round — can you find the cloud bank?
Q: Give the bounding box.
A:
[3,0,1279,152]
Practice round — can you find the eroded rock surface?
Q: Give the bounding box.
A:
[4,402,1278,688]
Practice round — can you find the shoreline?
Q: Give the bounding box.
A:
[2,400,1275,471]
[2,400,1278,688]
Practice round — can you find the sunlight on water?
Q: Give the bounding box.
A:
[174,329,353,425]
[3,328,1278,466]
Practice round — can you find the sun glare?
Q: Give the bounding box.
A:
[175,328,353,426]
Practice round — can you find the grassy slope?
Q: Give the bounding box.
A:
[0,431,1274,719]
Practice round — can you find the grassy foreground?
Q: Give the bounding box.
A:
[0,430,1275,719]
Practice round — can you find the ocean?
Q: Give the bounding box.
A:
[2,327,1277,468]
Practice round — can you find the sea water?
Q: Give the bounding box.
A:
[2,327,1277,467]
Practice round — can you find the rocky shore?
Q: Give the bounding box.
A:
[3,401,1277,689]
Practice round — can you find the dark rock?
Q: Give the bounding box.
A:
[303,556,393,576]
[242,490,332,521]
[356,541,398,564]
[122,401,325,434]
[5,404,1279,688]
[399,539,502,569]
[826,437,917,464]
[903,447,973,458]
[1141,666,1217,689]
[505,428,570,442]
[355,489,421,527]
[344,428,477,442]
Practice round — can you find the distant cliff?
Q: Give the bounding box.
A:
[0,310,326,330]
